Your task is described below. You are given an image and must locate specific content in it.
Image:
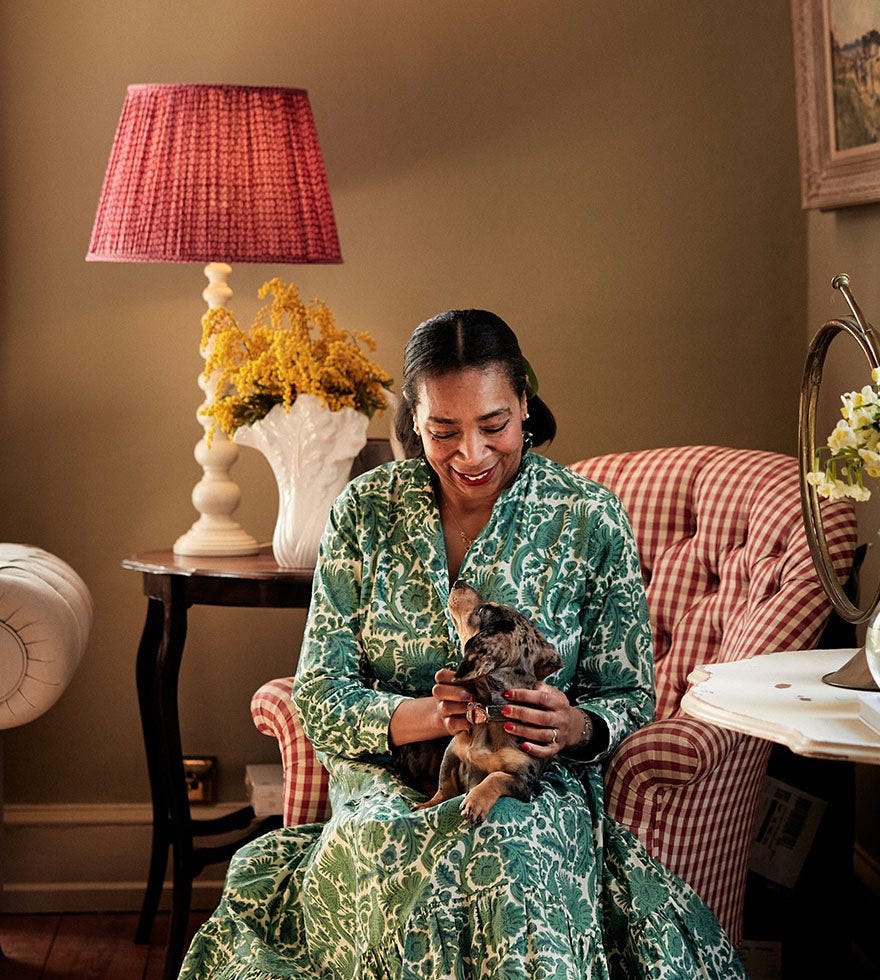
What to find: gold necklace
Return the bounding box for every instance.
[443,504,475,547]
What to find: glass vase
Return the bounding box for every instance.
[865,611,880,690]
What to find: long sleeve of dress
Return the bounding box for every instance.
[563,491,655,763]
[292,485,407,760]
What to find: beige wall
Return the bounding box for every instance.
[0,1,805,809]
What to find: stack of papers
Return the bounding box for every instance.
[245,763,284,817]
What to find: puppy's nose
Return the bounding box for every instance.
[452,579,467,591]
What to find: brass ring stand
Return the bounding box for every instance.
[798,274,880,689]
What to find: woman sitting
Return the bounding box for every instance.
[180,308,746,978]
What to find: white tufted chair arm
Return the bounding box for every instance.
[0,544,92,729]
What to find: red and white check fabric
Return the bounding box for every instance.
[251,678,330,827]
[251,445,856,947]
[571,445,857,944]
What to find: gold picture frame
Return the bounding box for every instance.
[791,0,880,210]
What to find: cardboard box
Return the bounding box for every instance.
[245,763,284,817]
[749,776,826,888]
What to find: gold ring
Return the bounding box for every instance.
[550,728,558,744]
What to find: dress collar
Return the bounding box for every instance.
[400,452,534,585]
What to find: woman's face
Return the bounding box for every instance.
[413,365,528,509]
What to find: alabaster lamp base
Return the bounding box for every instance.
[173,263,259,557]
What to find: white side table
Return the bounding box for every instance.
[681,648,880,765]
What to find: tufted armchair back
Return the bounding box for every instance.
[570,445,857,943]
[570,446,856,719]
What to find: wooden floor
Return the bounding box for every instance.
[0,911,210,979]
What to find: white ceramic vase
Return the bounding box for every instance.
[234,396,368,568]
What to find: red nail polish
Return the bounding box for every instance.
[521,742,531,753]
[503,722,515,733]
[502,690,512,699]
[501,705,512,716]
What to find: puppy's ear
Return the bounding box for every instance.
[477,605,515,636]
[533,638,563,681]
[454,632,500,682]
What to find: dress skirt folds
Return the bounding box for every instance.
[181,761,745,978]
[179,454,747,979]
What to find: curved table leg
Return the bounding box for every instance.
[132,578,194,980]
[154,577,192,979]
[134,595,169,944]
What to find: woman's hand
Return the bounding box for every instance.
[499,683,586,757]
[432,667,473,735]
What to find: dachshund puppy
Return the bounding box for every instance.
[415,582,562,823]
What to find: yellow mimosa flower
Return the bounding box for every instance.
[199,278,392,438]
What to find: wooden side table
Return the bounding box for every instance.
[681,647,880,764]
[123,548,314,980]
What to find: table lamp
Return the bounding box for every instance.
[86,83,342,556]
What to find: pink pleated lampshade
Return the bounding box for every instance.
[86,84,342,264]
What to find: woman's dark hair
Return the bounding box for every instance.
[394,309,556,457]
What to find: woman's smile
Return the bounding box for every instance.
[452,463,497,485]
[413,366,527,510]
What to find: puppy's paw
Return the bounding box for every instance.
[460,789,495,824]
[460,799,486,823]
[413,791,449,811]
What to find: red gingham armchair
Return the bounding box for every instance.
[251,445,856,946]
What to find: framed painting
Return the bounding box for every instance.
[792,0,880,209]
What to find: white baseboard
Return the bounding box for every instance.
[0,879,227,915]
[5,802,877,916]
[0,801,250,914]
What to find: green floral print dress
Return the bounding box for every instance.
[179,453,747,979]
